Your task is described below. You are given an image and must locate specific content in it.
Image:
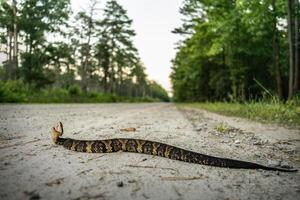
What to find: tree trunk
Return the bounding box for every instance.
[80,53,88,93]
[293,0,299,91]
[287,0,295,99]
[12,0,18,80]
[109,63,115,94]
[81,49,90,93]
[103,68,108,93]
[5,30,13,80]
[80,0,97,93]
[118,67,123,95]
[272,0,282,99]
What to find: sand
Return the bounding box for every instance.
[0,103,299,200]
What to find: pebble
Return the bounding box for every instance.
[29,194,40,200]
[253,141,263,145]
[280,161,292,169]
[254,152,261,157]
[128,180,136,183]
[267,160,281,167]
[221,139,230,143]
[253,139,269,145]
[117,181,124,187]
[261,171,272,177]
[234,140,240,144]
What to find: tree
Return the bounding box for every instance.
[0,0,169,102]
[287,0,294,99]
[46,42,75,88]
[0,0,18,80]
[95,0,139,94]
[19,0,71,87]
[293,0,299,93]
[94,32,110,92]
[72,0,98,92]
[171,0,296,102]
[287,0,300,99]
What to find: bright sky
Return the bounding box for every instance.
[72,0,183,94]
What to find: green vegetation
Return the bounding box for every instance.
[172,0,299,127]
[179,100,300,127]
[0,80,165,103]
[171,0,299,102]
[215,122,232,134]
[0,0,169,102]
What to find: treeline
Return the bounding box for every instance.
[171,0,299,102]
[0,0,169,102]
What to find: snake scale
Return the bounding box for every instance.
[51,122,297,172]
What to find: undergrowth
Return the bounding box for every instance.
[0,80,161,103]
[179,99,300,127]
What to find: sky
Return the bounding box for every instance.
[0,0,184,94]
[72,0,183,94]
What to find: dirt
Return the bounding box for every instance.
[0,103,299,200]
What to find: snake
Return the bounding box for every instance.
[51,122,297,172]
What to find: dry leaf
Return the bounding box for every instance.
[120,127,136,132]
[45,178,64,186]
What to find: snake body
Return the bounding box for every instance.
[51,122,297,172]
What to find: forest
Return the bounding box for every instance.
[171,0,299,102]
[0,0,169,102]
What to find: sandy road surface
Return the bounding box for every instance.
[0,103,299,200]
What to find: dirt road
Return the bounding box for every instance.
[0,103,299,200]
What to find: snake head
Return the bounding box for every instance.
[51,122,64,144]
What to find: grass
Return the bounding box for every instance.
[178,100,300,127]
[0,80,162,103]
[215,122,232,134]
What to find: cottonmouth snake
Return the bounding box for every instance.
[51,122,297,172]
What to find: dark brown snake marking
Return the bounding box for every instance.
[51,122,297,172]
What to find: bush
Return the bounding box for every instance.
[68,85,82,96]
[29,88,70,103]
[86,92,118,102]
[0,82,164,103]
[0,80,29,102]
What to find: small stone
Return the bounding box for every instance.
[234,139,240,144]
[280,161,293,169]
[253,141,262,145]
[29,194,40,200]
[128,179,136,183]
[221,139,230,143]
[254,152,261,157]
[117,181,124,187]
[261,171,271,177]
[262,140,269,145]
[268,160,281,167]
[24,191,40,200]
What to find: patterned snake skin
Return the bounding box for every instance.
[51,122,297,172]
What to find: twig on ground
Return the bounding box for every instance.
[161,175,206,181]
[124,164,179,173]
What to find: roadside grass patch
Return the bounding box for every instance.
[179,101,300,127]
[215,122,231,134]
[0,81,162,103]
